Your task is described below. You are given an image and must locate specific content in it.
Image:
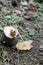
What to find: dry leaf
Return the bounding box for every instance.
[16,41,33,50]
[10,29,16,38]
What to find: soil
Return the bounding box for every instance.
[0,0,43,65]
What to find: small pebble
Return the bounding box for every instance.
[39,45,43,52]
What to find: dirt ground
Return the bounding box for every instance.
[0,0,43,65]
